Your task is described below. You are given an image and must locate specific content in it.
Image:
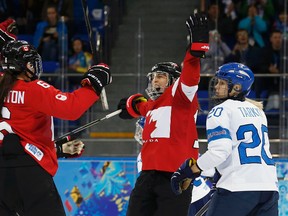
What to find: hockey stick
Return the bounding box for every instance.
[195,199,211,216]
[81,0,109,110]
[55,109,122,144]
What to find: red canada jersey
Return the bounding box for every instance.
[138,52,200,172]
[0,79,98,176]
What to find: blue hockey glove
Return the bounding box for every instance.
[171,158,200,195]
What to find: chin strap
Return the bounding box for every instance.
[24,69,38,81]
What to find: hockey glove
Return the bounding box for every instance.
[117,94,147,119]
[0,18,17,48]
[186,13,209,58]
[171,158,201,195]
[56,139,85,158]
[81,63,112,95]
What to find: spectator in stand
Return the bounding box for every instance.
[220,0,240,49]
[201,1,239,49]
[224,29,262,68]
[201,30,231,74]
[199,30,231,90]
[238,0,275,28]
[41,0,73,21]
[68,37,93,88]
[224,28,264,97]
[32,4,67,61]
[273,10,288,37]
[41,0,75,42]
[256,30,283,110]
[238,4,268,47]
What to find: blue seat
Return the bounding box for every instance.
[42,61,60,73]
[198,90,209,112]
[197,90,209,126]
[73,0,105,35]
[247,90,256,99]
[17,34,33,44]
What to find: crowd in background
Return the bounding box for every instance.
[0,0,287,110]
[198,0,287,111]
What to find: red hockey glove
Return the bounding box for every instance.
[0,18,17,48]
[117,94,147,119]
[81,63,112,95]
[186,13,209,58]
[56,139,85,158]
[171,158,201,195]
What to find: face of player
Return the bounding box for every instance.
[23,61,41,81]
[17,62,35,81]
[214,78,229,98]
[151,72,169,91]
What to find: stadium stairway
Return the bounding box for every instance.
[84,0,202,156]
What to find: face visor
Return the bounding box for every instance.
[25,53,43,81]
[145,71,169,100]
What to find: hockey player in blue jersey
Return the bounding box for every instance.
[171,62,279,216]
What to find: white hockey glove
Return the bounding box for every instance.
[56,139,85,158]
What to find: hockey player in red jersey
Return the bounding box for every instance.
[117,13,209,216]
[0,33,112,216]
[0,18,85,159]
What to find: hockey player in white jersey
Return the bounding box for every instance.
[171,62,279,216]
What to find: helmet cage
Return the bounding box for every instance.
[145,71,170,100]
[209,62,254,105]
[145,62,181,100]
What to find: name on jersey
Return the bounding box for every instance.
[4,90,25,104]
[238,107,262,118]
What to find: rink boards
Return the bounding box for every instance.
[54,157,288,216]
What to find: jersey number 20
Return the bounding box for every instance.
[237,124,274,166]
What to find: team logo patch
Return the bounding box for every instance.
[25,143,44,161]
[207,126,231,143]
[22,46,29,52]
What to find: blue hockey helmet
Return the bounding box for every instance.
[215,62,254,97]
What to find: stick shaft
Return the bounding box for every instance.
[195,199,211,216]
[81,0,109,110]
[55,109,122,143]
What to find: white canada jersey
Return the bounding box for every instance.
[197,99,278,192]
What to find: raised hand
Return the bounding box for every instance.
[186,13,209,58]
[0,18,17,48]
[81,63,112,95]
